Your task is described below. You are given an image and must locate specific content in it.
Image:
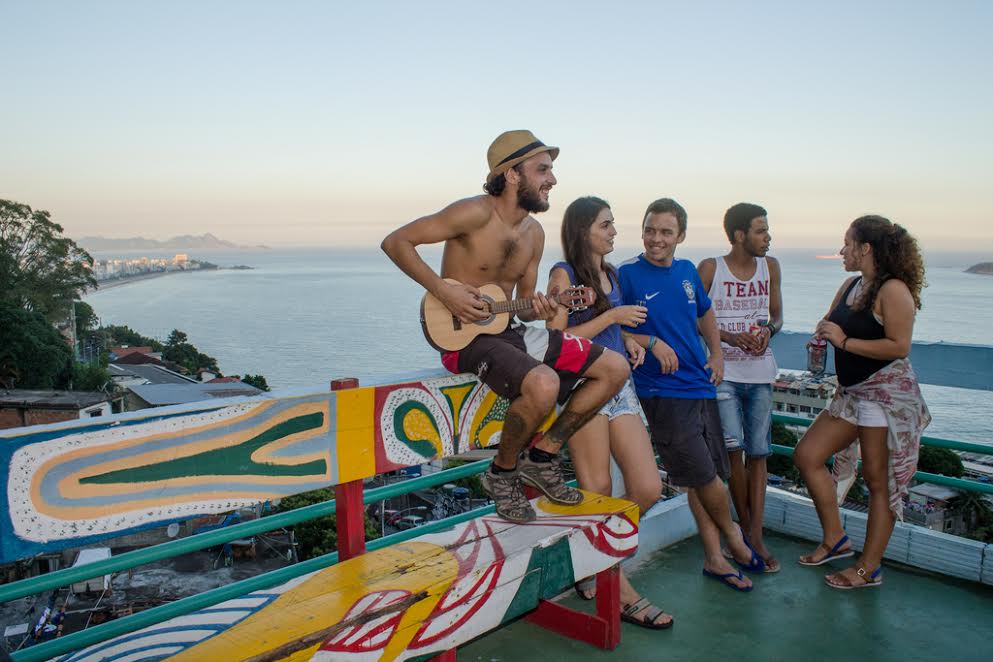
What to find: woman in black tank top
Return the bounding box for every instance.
[827,277,894,387]
[793,216,926,589]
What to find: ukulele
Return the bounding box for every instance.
[420,279,595,352]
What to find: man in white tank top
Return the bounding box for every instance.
[698,202,783,573]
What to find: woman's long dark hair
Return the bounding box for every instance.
[850,215,926,311]
[561,196,615,315]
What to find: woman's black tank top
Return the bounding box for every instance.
[827,277,893,387]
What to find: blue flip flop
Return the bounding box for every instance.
[733,540,766,574]
[702,568,753,592]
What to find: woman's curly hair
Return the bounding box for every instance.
[850,215,926,312]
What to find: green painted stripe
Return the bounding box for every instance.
[81,413,327,483]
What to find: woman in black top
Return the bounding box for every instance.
[794,215,928,589]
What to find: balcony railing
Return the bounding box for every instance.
[3,333,992,660]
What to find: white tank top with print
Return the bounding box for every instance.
[709,256,778,383]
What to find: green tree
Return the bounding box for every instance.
[74,300,98,336]
[162,328,219,374]
[242,374,271,391]
[274,488,380,561]
[968,524,993,544]
[0,300,72,389]
[443,459,487,499]
[767,422,802,485]
[99,325,165,352]
[947,492,993,532]
[71,361,113,392]
[917,447,964,477]
[0,199,96,322]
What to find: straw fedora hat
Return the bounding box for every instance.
[486,130,559,183]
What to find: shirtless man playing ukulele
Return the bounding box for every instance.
[381,130,630,523]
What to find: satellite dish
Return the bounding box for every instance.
[166,523,180,538]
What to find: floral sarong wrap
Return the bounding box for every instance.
[829,358,931,521]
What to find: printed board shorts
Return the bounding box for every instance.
[639,396,730,488]
[441,325,604,404]
[716,381,773,458]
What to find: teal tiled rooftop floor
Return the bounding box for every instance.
[461,533,992,662]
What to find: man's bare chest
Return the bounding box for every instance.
[460,226,534,280]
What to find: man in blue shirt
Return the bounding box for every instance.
[619,198,765,592]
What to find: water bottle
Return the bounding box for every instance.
[807,336,827,375]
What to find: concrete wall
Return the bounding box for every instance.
[763,487,993,585]
[0,407,79,430]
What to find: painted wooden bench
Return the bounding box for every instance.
[0,372,640,660]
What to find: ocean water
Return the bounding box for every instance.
[84,246,993,444]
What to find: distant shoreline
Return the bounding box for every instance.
[90,270,191,292]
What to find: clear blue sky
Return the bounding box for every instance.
[2,1,991,251]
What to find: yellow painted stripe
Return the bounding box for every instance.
[174,542,457,662]
[335,386,377,482]
[538,491,641,525]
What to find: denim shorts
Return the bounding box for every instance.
[716,381,773,458]
[598,379,646,422]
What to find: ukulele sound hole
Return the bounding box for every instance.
[474,295,497,326]
[452,316,462,331]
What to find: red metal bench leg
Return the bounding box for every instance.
[524,564,621,650]
[596,562,622,649]
[334,480,366,561]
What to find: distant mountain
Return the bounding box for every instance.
[80,233,270,251]
[965,262,993,275]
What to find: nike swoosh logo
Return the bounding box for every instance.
[645,292,660,300]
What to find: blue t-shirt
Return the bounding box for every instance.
[618,255,715,399]
[551,261,624,355]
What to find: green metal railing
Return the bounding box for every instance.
[5,410,991,660]
[771,413,993,495]
[0,459,492,606]
[6,459,493,661]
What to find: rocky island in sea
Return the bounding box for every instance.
[965,262,993,275]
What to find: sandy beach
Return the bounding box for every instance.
[91,270,189,292]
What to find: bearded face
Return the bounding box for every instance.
[516,171,550,213]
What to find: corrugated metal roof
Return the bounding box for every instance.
[124,364,198,385]
[0,390,112,409]
[129,382,262,406]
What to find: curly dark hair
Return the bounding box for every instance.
[850,215,926,311]
[561,196,616,315]
[482,164,524,196]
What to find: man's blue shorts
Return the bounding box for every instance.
[716,381,773,458]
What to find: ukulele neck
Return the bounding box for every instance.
[488,297,538,315]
